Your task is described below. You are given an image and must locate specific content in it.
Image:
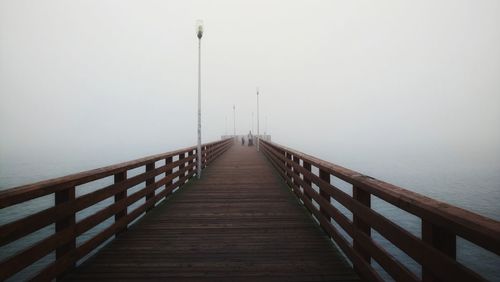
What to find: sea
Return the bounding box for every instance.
[1,142,499,281]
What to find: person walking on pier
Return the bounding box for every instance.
[248,131,253,146]
[241,136,245,146]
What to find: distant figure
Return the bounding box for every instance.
[241,136,245,145]
[248,131,253,146]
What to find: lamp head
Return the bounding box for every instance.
[196,20,204,39]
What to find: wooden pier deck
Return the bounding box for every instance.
[63,145,359,281]
[2,139,499,281]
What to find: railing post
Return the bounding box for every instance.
[145,162,155,212]
[203,145,208,168]
[303,161,312,203]
[188,150,194,174]
[165,156,173,197]
[353,186,371,265]
[292,155,301,196]
[318,169,331,221]
[207,144,211,165]
[280,148,286,178]
[114,171,127,235]
[179,152,186,186]
[422,221,456,282]
[285,151,293,187]
[55,186,76,274]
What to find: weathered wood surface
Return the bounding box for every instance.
[0,139,232,281]
[64,144,359,281]
[260,140,500,282]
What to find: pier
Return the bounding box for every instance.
[1,138,499,281]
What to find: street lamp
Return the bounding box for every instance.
[196,20,203,179]
[233,104,236,138]
[256,87,260,151]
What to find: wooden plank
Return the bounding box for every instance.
[145,162,155,213]
[0,223,74,280]
[292,155,301,194]
[164,156,173,198]
[261,140,486,281]
[260,140,500,256]
[0,141,231,281]
[31,166,198,281]
[353,186,371,263]
[285,165,418,282]
[0,154,199,248]
[188,150,195,174]
[114,171,127,236]
[302,160,312,202]
[422,220,457,282]
[0,140,231,208]
[178,152,186,187]
[63,145,359,282]
[319,169,331,222]
[55,186,76,274]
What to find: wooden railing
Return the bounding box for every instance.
[260,140,500,282]
[0,138,233,281]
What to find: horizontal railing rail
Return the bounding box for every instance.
[260,139,500,282]
[0,138,233,281]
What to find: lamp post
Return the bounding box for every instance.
[233,104,236,138]
[256,88,260,151]
[196,20,203,179]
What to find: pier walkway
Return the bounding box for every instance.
[64,145,358,281]
[1,138,499,281]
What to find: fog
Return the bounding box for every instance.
[1,0,499,196]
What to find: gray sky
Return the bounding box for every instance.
[1,0,499,180]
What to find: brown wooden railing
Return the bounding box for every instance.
[0,138,233,281]
[260,139,500,282]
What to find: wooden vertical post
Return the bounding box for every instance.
[302,161,312,203]
[200,147,204,169]
[206,144,209,165]
[203,145,208,167]
[292,155,301,196]
[55,186,76,273]
[353,186,371,265]
[281,149,287,179]
[318,169,331,221]
[114,171,127,235]
[145,162,155,212]
[285,152,293,187]
[206,145,211,165]
[188,150,194,174]
[165,156,173,197]
[422,221,456,282]
[179,152,186,186]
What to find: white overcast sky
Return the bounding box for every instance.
[1,0,499,176]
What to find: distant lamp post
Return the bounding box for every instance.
[256,87,260,151]
[196,20,203,179]
[233,105,236,137]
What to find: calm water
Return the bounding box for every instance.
[1,144,499,281]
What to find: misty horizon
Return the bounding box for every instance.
[1,1,499,209]
[1,1,500,281]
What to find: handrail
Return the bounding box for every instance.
[0,138,233,281]
[260,139,500,282]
